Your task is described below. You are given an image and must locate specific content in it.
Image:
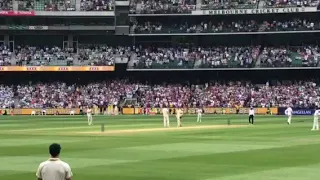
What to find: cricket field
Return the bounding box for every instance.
[0,114,319,180]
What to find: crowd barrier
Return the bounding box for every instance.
[7,107,315,116]
[0,108,80,115]
[122,107,278,115]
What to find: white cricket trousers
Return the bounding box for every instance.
[177,116,181,127]
[163,116,169,127]
[87,114,93,125]
[312,117,319,130]
[287,115,292,124]
[197,114,202,122]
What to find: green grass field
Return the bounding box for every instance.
[0,114,319,180]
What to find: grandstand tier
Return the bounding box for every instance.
[0,1,319,70]
[0,69,320,109]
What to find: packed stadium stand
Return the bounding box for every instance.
[0,0,320,111]
[15,0,114,11]
[1,80,319,109]
[130,18,319,34]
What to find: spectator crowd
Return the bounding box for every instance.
[0,45,133,66]
[130,45,320,68]
[130,0,196,14]
[258,45,320,67]
[1,0,319,12]
[131,19,319,34]
[12,80,132,108]
[80,0,114,11]
[132,46,261,68]
[264,0,319,8]
[201,0,258,10]
[0,44,319,68]
[129,0,320,13]
[0,0,12,10]
[1,80,320,109]
[13,0,114,11]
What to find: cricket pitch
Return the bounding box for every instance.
[79,125,248,135]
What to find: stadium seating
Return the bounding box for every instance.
[1,81,319,109]
[0,0,12,10]
[0,0,319,113]
[201,0,258,10]
[128,45,320,69]
[80,0,114,11]
[0,44,318,68]
[0,45,134,66]
[15,0,114,11]
[130,19,319,34]
[130,0,320,13]
[264,0,319,8]
[130,0,196,14]
[259,46,320,67]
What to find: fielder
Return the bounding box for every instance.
[285,106,293,124]
[114,106,119,115]
[36,143,73,180]
[162,107,169,127]
[87,107,93,125]
[312,107,320,131]
[176,108,183,127]
[69,110,75,115]
[31,110,36,116]
[197,108,203,122]
[42,108,47,116]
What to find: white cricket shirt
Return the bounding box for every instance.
[285,108,293,116]
[314,109,320,117]
[162,108,169,116]
[249,109,255,116]
[36,158,72,180]
[87,108,92,115]
[176,109,183,118]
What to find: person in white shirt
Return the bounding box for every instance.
[197,108,203,122]
[162,107,170,127]
[312,107,320,131]
[69,110,75,115]
[36,143,73,180]
[285,106,293,124]
[87,107,93,125]
[42,108,47,116]
[248,107,255,124]
[176,108,183,127]
[114,106,119,115]
[31,110,36,115]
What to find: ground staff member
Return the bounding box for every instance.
[36,143,73,180]
[248,107,254,124]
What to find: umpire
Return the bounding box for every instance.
[248,107,255,124]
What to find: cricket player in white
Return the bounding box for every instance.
[162,107,170,127]
[31,110,36,116]
[69,110,75,115]
[312,108,320,131]
[176,108,183,127]
[197,108,203,122]
[248,107,255,124]
[87,107,93,125]
[42,108,47,115]
[285,106,293,124]
[36,143,72,180]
